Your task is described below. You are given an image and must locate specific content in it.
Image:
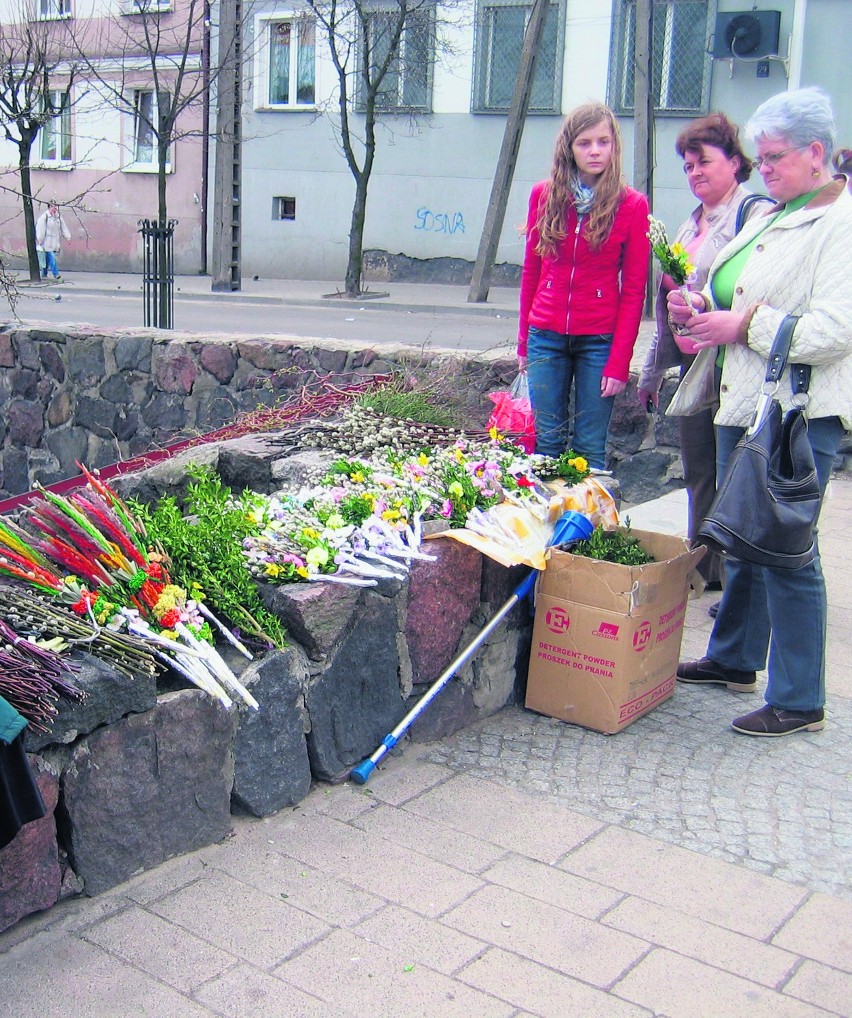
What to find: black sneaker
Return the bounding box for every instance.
[708,600,720,619]
[677,656,757,692]
[732,704,825,737]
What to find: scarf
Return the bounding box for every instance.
[570,177,596,216]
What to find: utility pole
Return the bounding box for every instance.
[633,0,655,313]
[211,0,242,292]
[467,0,549,303]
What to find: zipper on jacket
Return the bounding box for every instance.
[565,215,583,332]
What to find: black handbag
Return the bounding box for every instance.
[696,315,820,570]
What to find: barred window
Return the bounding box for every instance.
[608,0,715,115]
[357,5,434,113]
[472,0,565,114]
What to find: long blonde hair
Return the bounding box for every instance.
[536,103,626,256]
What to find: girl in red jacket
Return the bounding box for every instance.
[519,102,650,470]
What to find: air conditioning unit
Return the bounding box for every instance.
[711,10,782,59]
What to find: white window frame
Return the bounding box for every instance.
[122,0,173,14]
[356,3,434,114]
[124,88,173,173]
[607,0,716,116]
[39,88,73,167]
[471,0,565,115]
[36,0,72,21]
[254,12,317,111]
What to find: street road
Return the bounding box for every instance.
[8,288,519,354]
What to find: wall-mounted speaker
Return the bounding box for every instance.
[711,10,781,59]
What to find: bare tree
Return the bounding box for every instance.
[71,0,215,232]
[0,8,79,282]
[306,0,455,297]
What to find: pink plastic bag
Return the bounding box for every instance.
[487,374,536,454]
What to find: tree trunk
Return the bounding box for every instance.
[345,172,369,297]
[18,142,41,282]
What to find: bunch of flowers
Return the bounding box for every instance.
[0,465,257,711]
[648,215,701,349]
[648,216,695,287]
[242,434,587,586]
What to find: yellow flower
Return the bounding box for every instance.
[264,562,283,578]
[296,566,309,579]
[382,509,401,522]
[671,242,686,257]
[568,456,589,473]
[363,491,376,504]
[306,546,329,568]
[685,261,696,276]
[448,481,464,499]
[489,425,504,442]
[454,448,465,463]
[302,527,320,541]
[325,512,345,529]
[417,453,430,466]
[351,471,365,484]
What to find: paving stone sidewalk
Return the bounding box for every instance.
[1,477,850,1017]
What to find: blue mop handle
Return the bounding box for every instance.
[349,510,593,785]
[350,574,532,784]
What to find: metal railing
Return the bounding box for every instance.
[139,218,178,329]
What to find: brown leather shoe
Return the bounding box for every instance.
[677,657,757,692]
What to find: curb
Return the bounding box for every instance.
[31,283,519,319]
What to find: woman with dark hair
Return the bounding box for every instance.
[518,102,650,471]
[638,113,768,589]
[671,87,852,737]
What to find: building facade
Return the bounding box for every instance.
[236,0,851,282]
[0,0,847,280]
[0,0,206,274]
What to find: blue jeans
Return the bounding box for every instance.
[43,252,59,278]
[708,415,846,710]
[526,327,615,470]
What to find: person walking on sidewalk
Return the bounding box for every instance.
[518,102,650,471]
[35,203,71,279]
[669,87,852,737]
[638,113,767,590]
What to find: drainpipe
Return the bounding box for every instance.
[786,0,807,88]
[200,0,211,274]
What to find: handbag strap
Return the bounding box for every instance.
[735,194,777,234]
[766,314,811,395]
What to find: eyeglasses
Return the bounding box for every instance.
[753,146,807,170]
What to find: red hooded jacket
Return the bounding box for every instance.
[518,180,650,381]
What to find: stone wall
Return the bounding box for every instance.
[0,322,694,506]
[0,438,535,930]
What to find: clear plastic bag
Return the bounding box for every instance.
[487,373,536,453]
[665,347,718,417]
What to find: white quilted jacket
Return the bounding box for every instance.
[705,177,852,430]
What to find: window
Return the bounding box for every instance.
[608,0,714,115]
[123,0,173,13]
[472,0,564,114]
[129,89,171,169]
[37,0,72,19]
[266,17,316,107]
[273,196,296,220]
[358,5,434,113]
[40,90,72,164]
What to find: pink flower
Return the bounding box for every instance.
[440,500,453,518]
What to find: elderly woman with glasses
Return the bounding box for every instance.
[668,87,852,737]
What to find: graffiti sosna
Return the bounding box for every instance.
[414,208,466,235]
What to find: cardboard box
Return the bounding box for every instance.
[525,529,705,734]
